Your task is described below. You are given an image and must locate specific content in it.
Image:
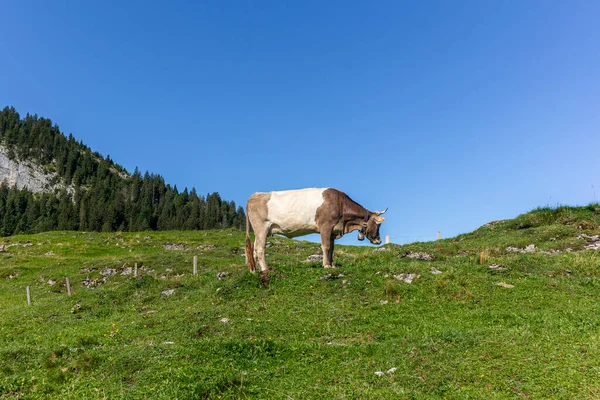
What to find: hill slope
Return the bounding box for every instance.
[0,106,245,235]
[1,205,599,398]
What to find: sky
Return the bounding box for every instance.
[1,1,599,245]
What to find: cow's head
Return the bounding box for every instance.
[358,208,387,244]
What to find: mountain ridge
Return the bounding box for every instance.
[0,106,245,236]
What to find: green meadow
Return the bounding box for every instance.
[1,205,600,399]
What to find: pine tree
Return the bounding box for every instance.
[0,107,247,236]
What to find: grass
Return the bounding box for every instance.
[1,204,600,399]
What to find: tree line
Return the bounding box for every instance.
[0,106,245,236]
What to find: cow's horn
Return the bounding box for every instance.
[375,207,388,216]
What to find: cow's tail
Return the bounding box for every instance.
[245,213,255,272]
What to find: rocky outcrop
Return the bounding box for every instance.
[0,145,71,193]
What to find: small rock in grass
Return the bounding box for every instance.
[506,245,536,253]
[525,244,536,252]
[320,273,345,280]
[217,271,228,280]
[488,264,509,271]
[402,251,434,261]
[220,318,230,324]
[394,273,420,284]
[306,253,323,262]
[579,234,600,242]
[387,367,397,374]
[162,289,175,296]
[430,268,442,275]
[375,371,385,377]
[163,243,189,251]
[496,282,514,289]
[539,249,562,255]
[82,277,106,289]
[100,268,117,277]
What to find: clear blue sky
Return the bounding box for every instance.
[2,1,599,244]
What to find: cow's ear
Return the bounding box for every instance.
[375,216,385,224]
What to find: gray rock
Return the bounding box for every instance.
[585,242,600,250]
[320,273,345,280]
[488,264,509,271]
[100,268,117,277]
[217,271,228,280]
[402,251,434,261]
[395,273,420,283]
[306,253,323,262]
[163,243,189,251]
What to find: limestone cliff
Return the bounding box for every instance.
[0,145,69,193]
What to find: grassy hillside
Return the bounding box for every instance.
[1,204,600,399]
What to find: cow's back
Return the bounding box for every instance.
[267,188,327,227]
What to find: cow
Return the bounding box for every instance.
[245,188,387,284]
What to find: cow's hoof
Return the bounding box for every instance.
[324,264,336,269]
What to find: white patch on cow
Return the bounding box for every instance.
[266,188,327,238]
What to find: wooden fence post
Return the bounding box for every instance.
[134,263,138,277]
[437,231,441,240]
[385,235,390,244]
[26,286,31,305]
[193,256,198,276]
[66,278,72,296]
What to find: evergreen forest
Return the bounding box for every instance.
[0,106,245,236]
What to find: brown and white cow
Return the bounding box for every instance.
[245,188,387,284]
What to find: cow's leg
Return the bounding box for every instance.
[254,229,269,285]
[320,229,335,268]
[327,236,335,267]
